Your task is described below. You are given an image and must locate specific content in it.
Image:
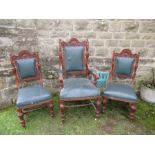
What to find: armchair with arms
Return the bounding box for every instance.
[58,38,101,122]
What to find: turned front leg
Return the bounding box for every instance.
[48,101,54,117]
[129,103,136,120]
[96,97,101,118]
[17,108,26,128]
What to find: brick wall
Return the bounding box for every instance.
[0,19,155,108]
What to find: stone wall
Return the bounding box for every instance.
[0,19,155,108]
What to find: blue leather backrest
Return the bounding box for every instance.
[64,46,85,72]
[115,57,135,76]
[16,58,36,79]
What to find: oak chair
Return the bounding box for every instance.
[59,38,101,122]
[102,49,140,119]
[10,50,54,128]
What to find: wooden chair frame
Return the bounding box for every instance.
[103,49,140,119]
[10,50,54,128]
[59,38,101,122]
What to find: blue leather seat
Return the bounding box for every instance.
[60,78,100,99]
[103,83,137,102]
[17,85,52,108]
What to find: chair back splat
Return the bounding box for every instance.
[10,50,43,89]
[59,38,89,78]
[110,49,140,86]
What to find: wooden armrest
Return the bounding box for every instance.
[89,68,99,80]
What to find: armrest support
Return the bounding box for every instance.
[89,68,100,85]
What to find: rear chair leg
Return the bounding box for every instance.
[129,103,136,120]
[17,108,26,128]
[48,101,54,117]
[103,97,107,112]
[96,97,101,118]
[60,100,65,123]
